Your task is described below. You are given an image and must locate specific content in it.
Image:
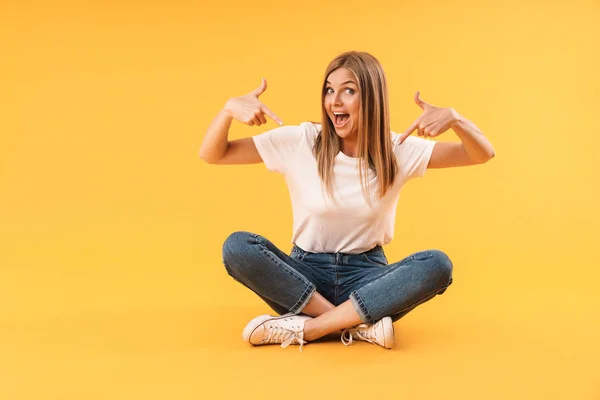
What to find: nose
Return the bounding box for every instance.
[332,92,343,107]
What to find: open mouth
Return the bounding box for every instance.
[333,113,350,127]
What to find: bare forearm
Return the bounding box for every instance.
[199,109,233,162]
[451,112,495,163]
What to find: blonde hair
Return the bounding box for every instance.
[313,51,398,208]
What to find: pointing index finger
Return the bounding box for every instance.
[399,119,418,144]
[260,104,283,126]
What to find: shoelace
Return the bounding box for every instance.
[260,324,307,353]
[340,323,378,346]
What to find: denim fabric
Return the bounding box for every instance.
[222,231,453,324]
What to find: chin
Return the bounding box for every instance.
[333,129,346,138]
[337,127,355,138]
[331,123,352,136]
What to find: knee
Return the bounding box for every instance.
[419,249,453,286]
[222,231,255,265]
[432,249,453,282]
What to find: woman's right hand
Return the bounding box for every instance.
[223,78,283,127]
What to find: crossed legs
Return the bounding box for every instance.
[298,292,362,342]
[222,231,453,344]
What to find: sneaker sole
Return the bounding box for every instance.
[381,316,394,349]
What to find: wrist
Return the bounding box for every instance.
[450,108,463,129]
[220,107,233,119]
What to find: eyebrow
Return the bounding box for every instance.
[325,80,357,86]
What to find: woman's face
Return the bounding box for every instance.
[324,67,360,139]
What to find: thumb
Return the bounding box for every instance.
[414,90,433,109]
[414,91,424,109]
[252,77,268,97]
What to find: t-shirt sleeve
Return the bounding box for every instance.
[251,125,304,175]
[393,134,437,180]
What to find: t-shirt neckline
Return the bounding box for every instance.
[336,151,360,161]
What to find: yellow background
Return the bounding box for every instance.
[1,0,599,398]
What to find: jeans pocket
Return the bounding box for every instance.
[291,250,306,261]
[411,251,433,261]
[361,253,388,266]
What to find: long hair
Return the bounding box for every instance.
[313,51,398,208]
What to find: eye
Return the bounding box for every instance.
[325,87,355,95]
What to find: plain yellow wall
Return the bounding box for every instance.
[2,0,599,299]
[1,0,599,398]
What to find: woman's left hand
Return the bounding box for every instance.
[398,91,459,144]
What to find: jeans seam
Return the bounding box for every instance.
[334,265,339,305]
[349,291,374,324]
[392,285,448,317]
[362,253,387,266]
[293,285,316,314]
[254,238,316,312]
[255,240,312,286]
[350,265,452,323]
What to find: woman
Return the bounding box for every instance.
[199,51,495,352]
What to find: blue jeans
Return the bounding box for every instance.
[222,231,453,324]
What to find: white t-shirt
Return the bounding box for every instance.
[252,121,436,254]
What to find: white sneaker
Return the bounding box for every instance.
[242,313,312,352]
[340,316,394,349]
